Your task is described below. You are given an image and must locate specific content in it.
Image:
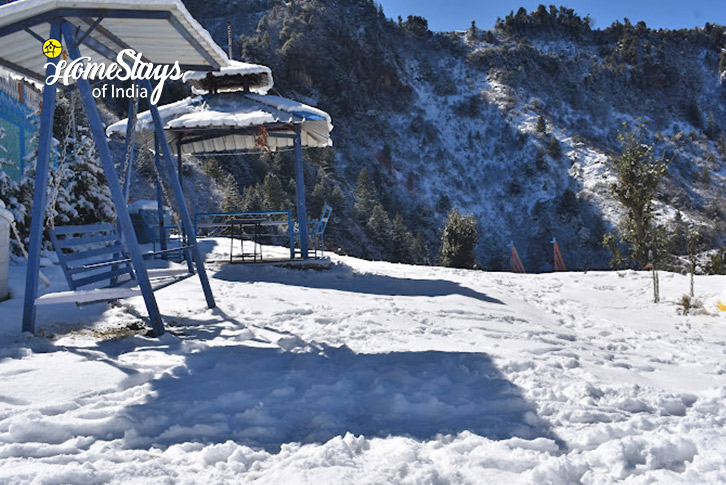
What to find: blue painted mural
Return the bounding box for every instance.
[0,77,39,181]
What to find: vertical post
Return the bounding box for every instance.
[122,89,137,203]
[293,124,308,259]
[22,21,61,333]
[227,20,233,59]
[62,22,164,336]
[153,134,167,258]
[287,211,294,260]
[176,137,194,273]
[140,79,215,309]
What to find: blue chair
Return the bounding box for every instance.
[305,204,332,258]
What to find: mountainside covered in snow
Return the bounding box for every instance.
[166,1,726,271]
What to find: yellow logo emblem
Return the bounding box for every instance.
[42,39,62,58]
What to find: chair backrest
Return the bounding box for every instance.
[316,205,332,235]
[49,223,134,290]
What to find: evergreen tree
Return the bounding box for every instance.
[366,202,392,252]
[705,111,720,140]
[547,137,562,158]
[221,174,244,212]
[439,207,478,269]
[535,115,547,134]
[261,172,288,210]
[241,184,263,212]
[685,98,703,129]
[391,213,413,263]
[535,149,547,171]
[0,128,19,211]
[354,167,375,220]
[62,127,114,225]
[411,230,430,265]
[468,20,478,40]
[604,122,667,269]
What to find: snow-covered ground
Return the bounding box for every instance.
[1,240,726,483]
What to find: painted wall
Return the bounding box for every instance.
[0,81,39,181]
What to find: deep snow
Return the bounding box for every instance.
[1,240,726,483]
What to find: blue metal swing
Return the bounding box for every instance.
[0,0,228,335]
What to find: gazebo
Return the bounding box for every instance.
[106,61,334,259]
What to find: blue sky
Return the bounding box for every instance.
[377,1,726,32]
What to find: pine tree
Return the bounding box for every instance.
[241,183,263,212]
[468,20,478,40]
[221,174,244,212]
[62,127,114,225]
[261,172,288,210]
[0,128,19,207]
[366,202,392,253]
[411,230,430,265]
[354,167,375,221]
[439,207,478,269]
[535,149,547,171]
[391,213,413,263]
[547,137,561,158]
[705,111,720,140]
[605,122,667,269]
[536,115,547,134]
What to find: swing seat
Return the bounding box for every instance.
[40,223,195,307]
[35,287,141,306]
[48,223,136,291]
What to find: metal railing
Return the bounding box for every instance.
[194,210,295,260]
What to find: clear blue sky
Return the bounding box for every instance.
[377,1,726,32]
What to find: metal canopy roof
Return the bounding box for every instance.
[107,92,333,155]
[0,0,228,84]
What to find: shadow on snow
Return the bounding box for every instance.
[55,316,561,453]
[213,262,504,304]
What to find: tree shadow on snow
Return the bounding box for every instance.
[213,262,504,304]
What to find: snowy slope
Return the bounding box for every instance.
[191,0,726,270]
[1,244,726,483]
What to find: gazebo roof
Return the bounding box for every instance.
[183,61,273,95]
[0,0,228,84]
[107,91,333,155]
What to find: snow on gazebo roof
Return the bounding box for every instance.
[0,0,228,84]
[106,92,333,154]
[182,61,273,95]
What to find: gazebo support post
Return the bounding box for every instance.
[21,21,61,333]
[141,79,214,309]
[61,21,165,335]
[294,124,309,259]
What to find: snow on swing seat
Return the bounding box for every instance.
[35,267,192,306]
[35,287,141,306]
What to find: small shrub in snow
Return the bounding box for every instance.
[439,207,478,269]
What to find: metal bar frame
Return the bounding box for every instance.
[21,20,61,333]
[140,78,215,309]
[294,124,308,259]
[153,133,168,258]
[61,21,165,334]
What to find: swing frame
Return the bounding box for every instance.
[14,14,220,336]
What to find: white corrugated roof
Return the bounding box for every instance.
[106,92,333,154]
[0,0,228,84]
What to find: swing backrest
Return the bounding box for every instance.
[49,223,135,291]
